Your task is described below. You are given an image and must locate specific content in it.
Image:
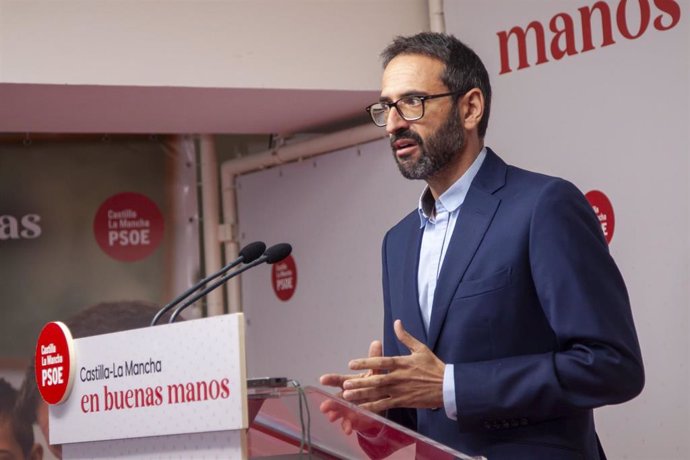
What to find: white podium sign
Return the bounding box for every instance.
[50,314,247,444]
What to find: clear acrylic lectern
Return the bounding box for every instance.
[247,385,485,460]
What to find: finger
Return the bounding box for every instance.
[367,341,384,377]
[342,418,353,435]
[319,399,340,413]
[393,319,425,353]
[320,400,349,423]
[326,410,341,423]
[319,400,330,413]
[349,356,398,371]
[342,385,390,403]
[368,340,383,358]
[319,373,347,388]
[320,373,364,389]
[343,373,390,391]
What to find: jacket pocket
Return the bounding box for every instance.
[456,267,511,298]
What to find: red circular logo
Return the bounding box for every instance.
[272,255,297,301]
[93,192,164,262]
[35,322,75,405]
[585,190,615,244]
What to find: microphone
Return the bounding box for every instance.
[168,243,292,323]
[150,241,266,326]
[262,243,293,264]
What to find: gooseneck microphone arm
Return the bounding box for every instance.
[168,257,266,324]
[168,243,292,324]
[150,241,266,326]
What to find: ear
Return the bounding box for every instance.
[459,88,485,134]
[29,443,43,460]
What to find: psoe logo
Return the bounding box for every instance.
[497,0,682,74]
[585,190,615,244]
[0,213,42,240]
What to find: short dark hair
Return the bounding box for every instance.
[61,300,162,339]
[0,378,35,458]
[381,32,492,138]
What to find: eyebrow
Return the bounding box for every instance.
[379,90,430,103]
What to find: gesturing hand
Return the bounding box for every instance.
[320,339,384,401]
[341,319,445,413]
[320,340,384,434]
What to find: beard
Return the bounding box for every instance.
[390,105,465,180]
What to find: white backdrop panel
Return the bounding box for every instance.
[237,138,420,387]
[445,1,689,458]
[236,2,688,458]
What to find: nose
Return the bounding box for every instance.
[385,107,409,135]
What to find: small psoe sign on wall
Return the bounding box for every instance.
[586,190,615,244]
[272,254,297,301]
[45,314,247,445]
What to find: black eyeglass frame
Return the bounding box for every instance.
[365,90,465,127]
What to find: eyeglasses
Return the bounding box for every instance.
[365,91,464,127]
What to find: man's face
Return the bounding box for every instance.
[0,417,25,460]
[381,54,465,180]
[36,402,57,458]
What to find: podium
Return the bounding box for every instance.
[246,385,483,459]
[36,314,484,459]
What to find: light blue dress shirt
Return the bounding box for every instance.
[416,148,486,420]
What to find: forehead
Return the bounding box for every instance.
[381,54,447,99]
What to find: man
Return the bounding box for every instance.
[0,378,42,460]
[320,32,644,459]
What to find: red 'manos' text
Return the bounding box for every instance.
[497,0,681,74]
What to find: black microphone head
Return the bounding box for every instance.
[264,243,292,264]
[239,241,266,263]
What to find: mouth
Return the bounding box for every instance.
[392,138,419,159]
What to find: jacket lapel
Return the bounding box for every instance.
[426,149,506,350]
[399,224,427,344]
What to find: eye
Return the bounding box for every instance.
[399,96,423,107]
[369,103,389,114]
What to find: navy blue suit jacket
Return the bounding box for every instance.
[381,149,644,459]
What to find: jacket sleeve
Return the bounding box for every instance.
[453,179,644,425]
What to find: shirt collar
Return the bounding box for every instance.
[417,147,487,228]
